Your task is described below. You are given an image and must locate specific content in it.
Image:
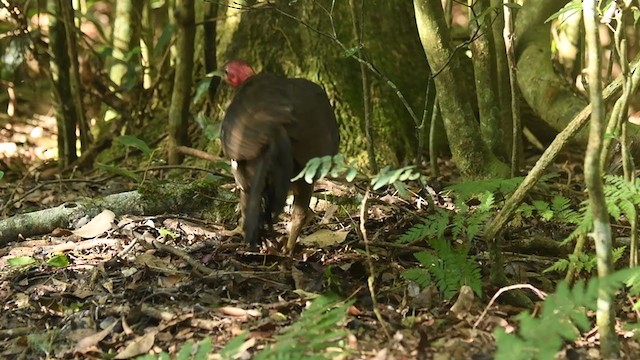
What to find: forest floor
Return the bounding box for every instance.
[1,119,640,359]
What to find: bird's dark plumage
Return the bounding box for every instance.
[220,62,340,250]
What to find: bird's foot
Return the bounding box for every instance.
[219,224,243,238]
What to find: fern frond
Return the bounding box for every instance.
[255,294,352,360]
[405,240,482,299]
[495,268,639,360]
[397,209,450,243]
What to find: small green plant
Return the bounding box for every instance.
[544,175,640,276]
[565,174,640,243]
[545,247,627,274]
[397,208,451,244]
[370,165,421,198]
[398,190,495,245]
[254,294,352,360]
[116,135,152,155]
[398,176,562,300]
[445,176,525,202]
[210,294,352,360]
[401,238,482,299]
[494,267,639,360]
[292,154,358,183]
[7,254,70,269]
[516,195,582,224]
[136,337,211,360]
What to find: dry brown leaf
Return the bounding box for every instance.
[449,285,475,317]
[299,229,349,248]
[73,210,116,238]
[114,331,156,359]
[219,306,248,317]
[134,253,181,275]
[74,320,118,353]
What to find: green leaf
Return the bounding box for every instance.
[7,256,36,267]
[371,166,391,190]
[195,111,220,140]
[330,154,346,178]
[544,0,581,23]
[176,341,193,360]
[124,47,142,61]
[159,228,179,239]
[153,24,175,58]
[317,155,333,180]
[116,135,152,155]
[503,2,522,9]
[194,337,212,360]
[219,332,249,359]
[96,163,141,182]
[401,268,431,288]
[47,254,69,268]
[304,157,322,184]
[343,46,359,57]
[0,170,4,180]
[194,76,213,105]
[393,180,410,199]
[345,167,358,182]
[387,167,406,185]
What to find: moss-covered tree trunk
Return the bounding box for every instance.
[104,0,143,132]
[48,0,80,167]
[209,1,431,169]
[58,0,89,153]
[468,0,506,161]
[413,0,509,179]
[167,0,195,164]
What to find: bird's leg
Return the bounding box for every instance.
[220,217,244,237]
[220,185,247,238]
[286,181,313,253]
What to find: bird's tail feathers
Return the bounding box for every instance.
[243,127,293,246]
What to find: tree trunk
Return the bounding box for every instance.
[167,0,195,164]
[583,0,617,356]
[413,0,509,179]
[58,0,89,152]
[468,0,506,161]
[203,1,221,104]
[48,0,78,167]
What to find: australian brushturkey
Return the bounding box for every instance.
[218,60,340,252]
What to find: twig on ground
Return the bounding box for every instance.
[359,188,391,340]
[473,283,547,329]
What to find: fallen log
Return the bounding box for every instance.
[0,179,224,246]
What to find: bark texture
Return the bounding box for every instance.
[167,0,196,164]
[413,0,509,179]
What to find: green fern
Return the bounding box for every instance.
[138,295,351,360]
[398,192,494,245]
[292,154,358,183]
[514,195,581,225]
[565,174,640,243]
[495,267,639,360]
[445,176,523,202]
[397,208,451,243]
[545,247,627,275]
[371,165,421,190]
[550,196,582,224]
[402,239,482,299]
[254,294,352,360]
[136,337,211,360]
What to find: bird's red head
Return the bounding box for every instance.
[223,60,256,87]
